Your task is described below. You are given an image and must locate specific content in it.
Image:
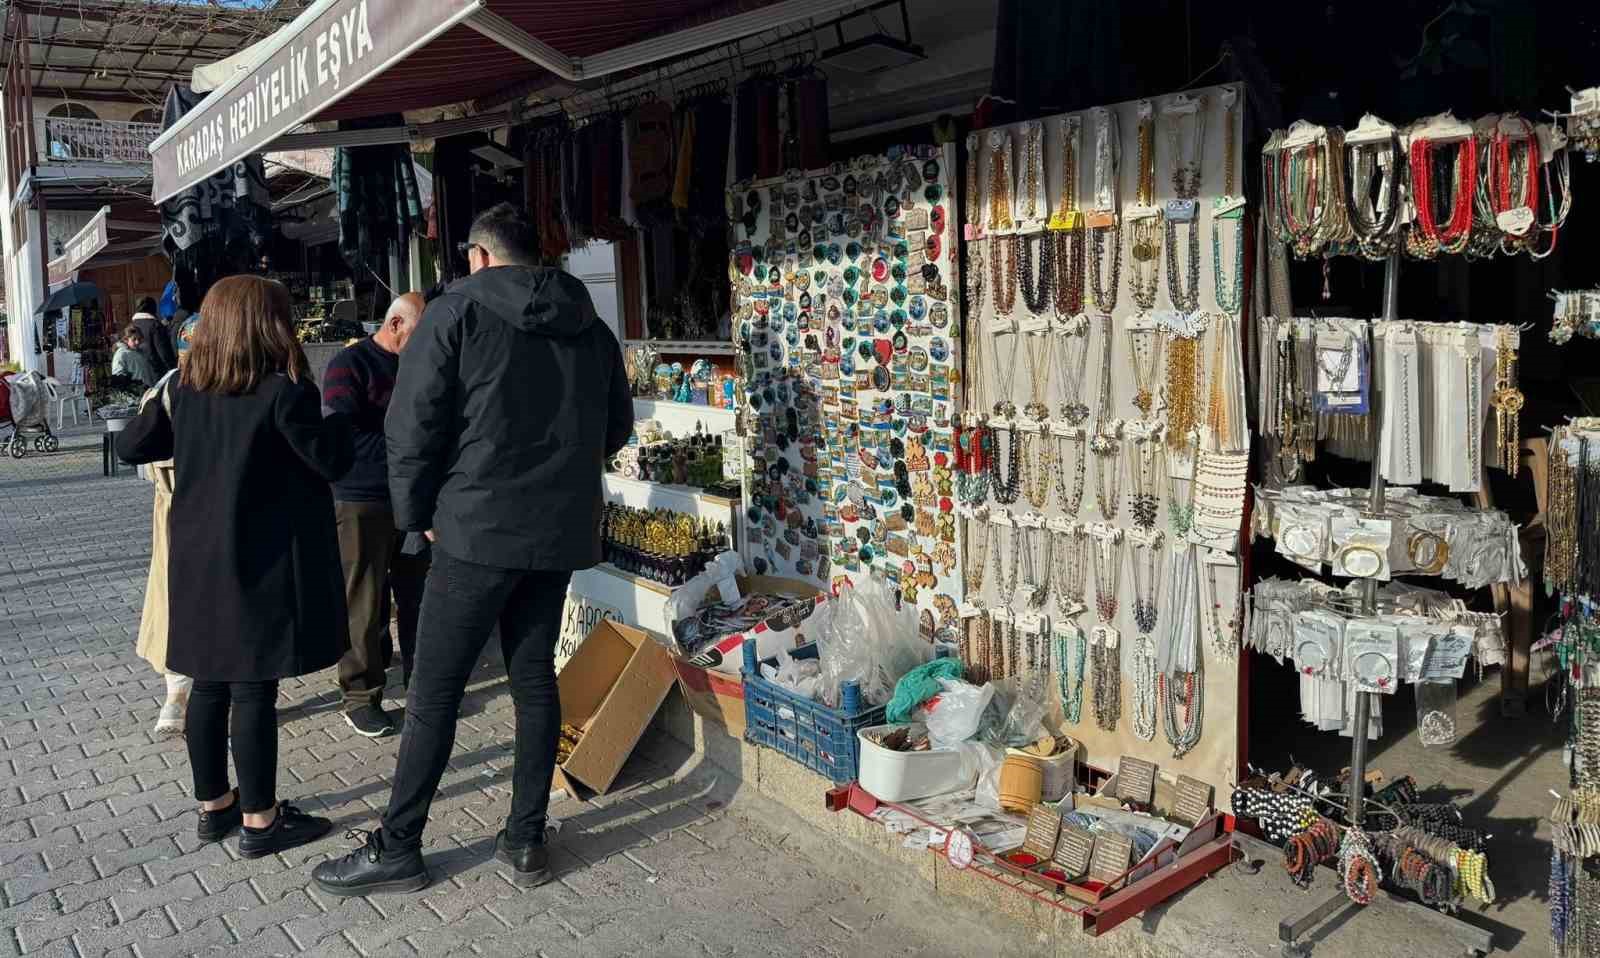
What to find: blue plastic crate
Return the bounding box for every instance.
[742,639,885,783]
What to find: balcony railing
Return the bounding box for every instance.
[35,117,159,165]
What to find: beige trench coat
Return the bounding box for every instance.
[136,372,177,672]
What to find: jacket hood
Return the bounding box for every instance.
[447,266,596,336]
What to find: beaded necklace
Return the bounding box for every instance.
[1127,328,1162,419]
[1055,432,1088,518]
[1164,214,1201,313]
[1091,529,1123,624]
[1344,133,1401,259]
[1160,664,1202,756]
[1090,530,1123,731]
[1021,524,1052,608]
[1091,432,1123,520]
[964,132,983,234]
[1017,233,1055,316]
[1054,117,1086,317]
[1129,430,1162,533]
[988,426,1023,505]
[962,514,991,594]
[991,230,1019,316]
[1131,635,1158,742]
[1055,315,1092,425]
[1212,210,1244,314]
[1055,626,1088,725]
[1090,223,1124,313]
[1130,532,1164,635]
[1164,331,1202,448]
[1406,134,1477,256]
[1051,526,1089,616]
[987,130,1014,232]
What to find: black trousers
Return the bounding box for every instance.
[189,679,279,814]
[381,550,571,849]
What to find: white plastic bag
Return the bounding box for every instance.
[814,578,930,707]
[918,679,996,746]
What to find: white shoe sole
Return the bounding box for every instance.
[344,713,395,738]
[153,722,185,737]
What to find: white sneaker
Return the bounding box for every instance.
[154,694,187,736]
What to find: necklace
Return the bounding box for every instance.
[1221,91,1238,197]
[992,521,1020,600]
[1203,555,1239,661]
[1022,324,1053,422]
[1054,431,1088,518]
[1161,663,1203,756]
[1020,120,1045,222]
[1052,526,1089,616]
[1129,430,1162,532]
[1090,223,1124,313]
[963,514,991,594]
[1316,328,1355,391]
[1165,214,1202,313]
[1055,315,1092,425]
[1164,331,1202,447]
[1092,431,1123,521]
[1490,326,1523,477]
[991,229,1019,316]
[1168,475,1195,538]
[988,322,1021,419]
[1091,528,1123,624]
[1135,101,1156,207]
[987,130,1014,232]
[965,238,987,320]
[1212,206,1245,314]
[1055,626,1088,724]
[955,424,991,504]
[1345,133,1401,259]
[1017,233,1055,316]
[1406,133,1477,257]
[1020,432,1052,509]
[1054,118,1086,317]
[989,426,1023,505]
[1094,315,1116,424]
[1021,524,1052,608]
[1132,636,1158,742]
[1131,531,1164,634]
[1167,95,1206,199]
[965,132,983,234]
[1128,216,1163,312]
[1128,328,1162,419]
[1092,630,1121,732]
[965,613,992,683]
[1205,316,1234,448]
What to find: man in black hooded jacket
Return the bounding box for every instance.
[313,203,633,895]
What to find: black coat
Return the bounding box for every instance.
[387,265,633,570]
[131,314,178,378]
[117,374,354,681]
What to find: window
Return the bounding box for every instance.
[130,108,161,126]
[44,102,100,159]
[47,103,98,120]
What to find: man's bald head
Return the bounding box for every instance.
[375,292,425,354]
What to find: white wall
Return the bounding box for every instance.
[565,242,622,343]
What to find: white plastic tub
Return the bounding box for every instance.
[857,723,975,802]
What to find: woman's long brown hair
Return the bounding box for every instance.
[184,275,309,394]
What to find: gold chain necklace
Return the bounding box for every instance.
[1164,332,1202,449]
[988,131,1014,231]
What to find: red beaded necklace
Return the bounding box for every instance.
[1408,134,1477,255]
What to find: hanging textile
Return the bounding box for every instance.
[735,75,765,181]
[793,72,830,171]
[431,133,484,282]
[629,100,676,224]
[333,115,422,282]
[687,96,732,232]
[157,84,270,304]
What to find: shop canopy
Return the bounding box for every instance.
[149,0,857,204]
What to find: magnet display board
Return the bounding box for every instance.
[962,84,1248,799]
[729,144,965,637]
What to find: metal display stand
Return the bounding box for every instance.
[1273,255,1491,956]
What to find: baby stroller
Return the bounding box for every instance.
[1,370,59,458]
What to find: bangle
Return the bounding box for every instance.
[1336,544,1384,578]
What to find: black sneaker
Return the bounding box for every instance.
[344,704,395,738]
[238,801,334,859]
[494,828,552,887]
[196,789,242,843]
[312,828,431,897]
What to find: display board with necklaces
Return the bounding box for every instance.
[728,145,965,629]
[956,84,1249,795]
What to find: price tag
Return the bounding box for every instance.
[1164,199,1197,223]
[1018,314,1051,334]
[1015,511,1046,528]
[1013,417,1044,434]
[1049,420,1085,438]
[1054,620,1086,642]
[958,601,984,618]
[1163,93,1200,116]
[1125,203,1160,221]
[990,509,1015,528]
[1092,625,1120,650]
[988,316,1018,335]
[1047,210,1080,231]
[1016,612,1047,635]
[1045,515,1076,533]
[990,607,1014,625]
[963,224,985,242]
[1084,209,1117,229]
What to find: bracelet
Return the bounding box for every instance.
[1336,543,1385,578]
[1406,529,1449,574]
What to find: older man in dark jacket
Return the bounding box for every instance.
[313,203,633,896]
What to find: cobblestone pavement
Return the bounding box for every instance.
[0,427,979,958]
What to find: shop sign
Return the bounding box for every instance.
[150,0,478,203]
[47,207,109,287]
[557,590,622,673]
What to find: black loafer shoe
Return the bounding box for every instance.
[196,789,242,843]
[238,801,333,859]
[494,829,552,887]
[313,828,431,897]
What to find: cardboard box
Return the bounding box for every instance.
[681,574,827,675]
[671,657,747,736]
[555,620,678,799]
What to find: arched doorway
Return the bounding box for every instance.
[44,102,100,159]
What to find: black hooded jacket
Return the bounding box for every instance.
[386,265,633,570]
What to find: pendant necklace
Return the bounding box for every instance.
[1316,327,1355,391]
[1164,97,1205,314]
[1128,104,1162,312]
[1129,429,1162,533]
[1168,473,1195,538]
[1128,328,1163,419]
[1092,430,1123,520]
[962,514,991,594]
[1055,315,1092,425]
[988,320,1021,420]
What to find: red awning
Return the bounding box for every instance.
[150,0,854,203]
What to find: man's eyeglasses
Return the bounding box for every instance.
[456,242,484,257]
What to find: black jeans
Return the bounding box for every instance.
[188,679,279,814]
[382,550,571,849]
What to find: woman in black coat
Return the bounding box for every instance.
[118,275,354,860]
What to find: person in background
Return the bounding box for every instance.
[323,292,428,738]
[117,276,352,859]
[313,203,633,896]
[137,314,201,736]
[112,325,156,386]
[131,296,177,378]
